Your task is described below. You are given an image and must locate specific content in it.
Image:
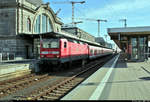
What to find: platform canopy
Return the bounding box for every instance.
[108,26,150,48]
[20,31,108,48]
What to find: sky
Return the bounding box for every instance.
[43,0,150,46]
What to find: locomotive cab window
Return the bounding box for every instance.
[64,42,67,48]
[43,39,59,48]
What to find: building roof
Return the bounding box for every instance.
[62,27,95,37]
[108,26,150,50]
[26,0,43,6]
[108,26,150,35]
[95,37,105,43]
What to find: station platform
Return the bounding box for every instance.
[61,53,150,100]
[0,59,36,64]
[0,59,35,81]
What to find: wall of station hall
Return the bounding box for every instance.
[0,0,62,61]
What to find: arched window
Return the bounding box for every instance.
[34,15,41,33]
[47,18,52,32]
[42,14,47,33]
[27,18,31,32]
[34,14,52,34]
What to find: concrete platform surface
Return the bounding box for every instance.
[0,59,36,76]
[61,54,150,100]
[0,64,30,75]
[0,59,34,81]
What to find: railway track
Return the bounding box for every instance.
[20,55,115,100]
[0,54,115,100]
[0,74,52,98]
[0,73,34,86]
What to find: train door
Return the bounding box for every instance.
[60,39,68,59]
[64,41,67,56]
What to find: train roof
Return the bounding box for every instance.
[20,32,112,49]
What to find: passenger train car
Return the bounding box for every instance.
[39,36,113,71]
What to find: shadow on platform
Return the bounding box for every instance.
[114,60,128,68]
[139,77,150,80]
[113,53,128,68]
[80,77,150,86]
[103,59,128,68]
[141,66,150,74]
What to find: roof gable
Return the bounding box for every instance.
[26,0,43,6]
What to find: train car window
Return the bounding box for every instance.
[73,40,78,43]
[90,50,92,54]
[64,42,67,48]
[94,50,96,54]
[82,42,86,45]
[68,39,74,43]
[76,40,80,44]
[79,41,84,45]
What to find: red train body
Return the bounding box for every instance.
[39,37,113,71]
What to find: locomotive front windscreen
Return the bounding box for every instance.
[42,39,59,48]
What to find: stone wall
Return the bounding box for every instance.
[0,36,33,60]
[16,37,33,59]
[0,36,16,61]
[0,0,16,36]
[0,0,16,5]
[0,38,16,53]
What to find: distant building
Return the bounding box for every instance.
[95,37,105,46]
[62,27,95,42]
[105,42,112,49]
[0,0,63,60]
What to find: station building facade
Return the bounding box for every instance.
[0,0,63,60]
[0,0,107,61]
[108,26,150,61]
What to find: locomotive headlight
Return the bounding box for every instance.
[41,51,48,54]
[41,55,45,58]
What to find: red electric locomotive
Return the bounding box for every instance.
[39,35,113,72]
[40,37,89,71]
